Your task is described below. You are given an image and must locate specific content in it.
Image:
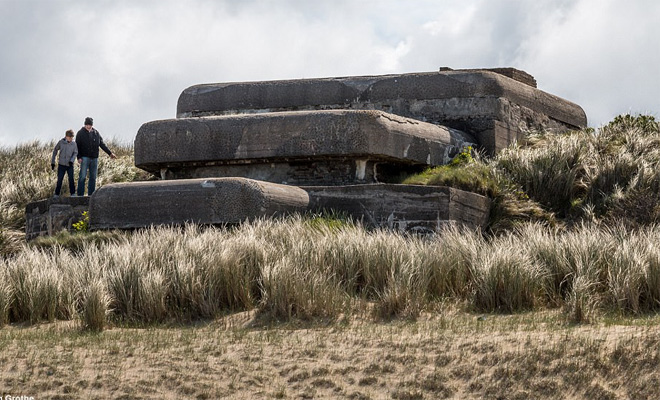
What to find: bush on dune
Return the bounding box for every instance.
[401,113,660,231]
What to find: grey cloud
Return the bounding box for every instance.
[0,0,658,146]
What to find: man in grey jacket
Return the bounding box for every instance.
[51,129,78,197]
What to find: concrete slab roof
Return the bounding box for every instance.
[176,70,586,128]
[89,178,309,230]
[134,109,474,175]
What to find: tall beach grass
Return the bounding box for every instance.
[1,217,659,329]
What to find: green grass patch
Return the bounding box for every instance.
[29,229,126,253]
[402,162,499,197]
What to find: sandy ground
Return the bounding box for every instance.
[1,310,659,399]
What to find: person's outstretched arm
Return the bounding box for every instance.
[99,135,117,159]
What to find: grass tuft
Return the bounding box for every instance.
[564,275,599,324]
[472,237,545,313]
[259,256,346,321]
[0,266,13,326]
[81,278,110,331]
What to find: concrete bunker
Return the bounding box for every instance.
[26,68,586,238]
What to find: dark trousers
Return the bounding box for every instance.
[55,164,75,196]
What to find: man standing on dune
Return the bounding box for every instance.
[76,117,117,196]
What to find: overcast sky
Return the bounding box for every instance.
[1,0,658,147]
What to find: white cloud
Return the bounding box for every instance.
[0,0,658,146]
[517,0,660,126]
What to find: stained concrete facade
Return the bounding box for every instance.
[306,184,490,232]
[176,69,586,155]
[25,197,89,240]
[135,110,474,184]
[89,178,310,230]
[88,178,490,232]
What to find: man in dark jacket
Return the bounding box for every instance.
[76,117,117,196]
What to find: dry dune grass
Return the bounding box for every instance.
[4,218,660,331]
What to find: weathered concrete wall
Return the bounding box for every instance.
[156,159,424,186]
[25,197,89,240]
[304,184,490,232]
[135,110,474,184]
[88,178,489,233]
[89,178,310,230]
[176,70,586,154]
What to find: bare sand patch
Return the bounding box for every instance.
[1,310,658,399]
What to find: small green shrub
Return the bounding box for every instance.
[605,113,659,135]
[73,211,90,232]
[303,212,355,232]
[449,145,474,167]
